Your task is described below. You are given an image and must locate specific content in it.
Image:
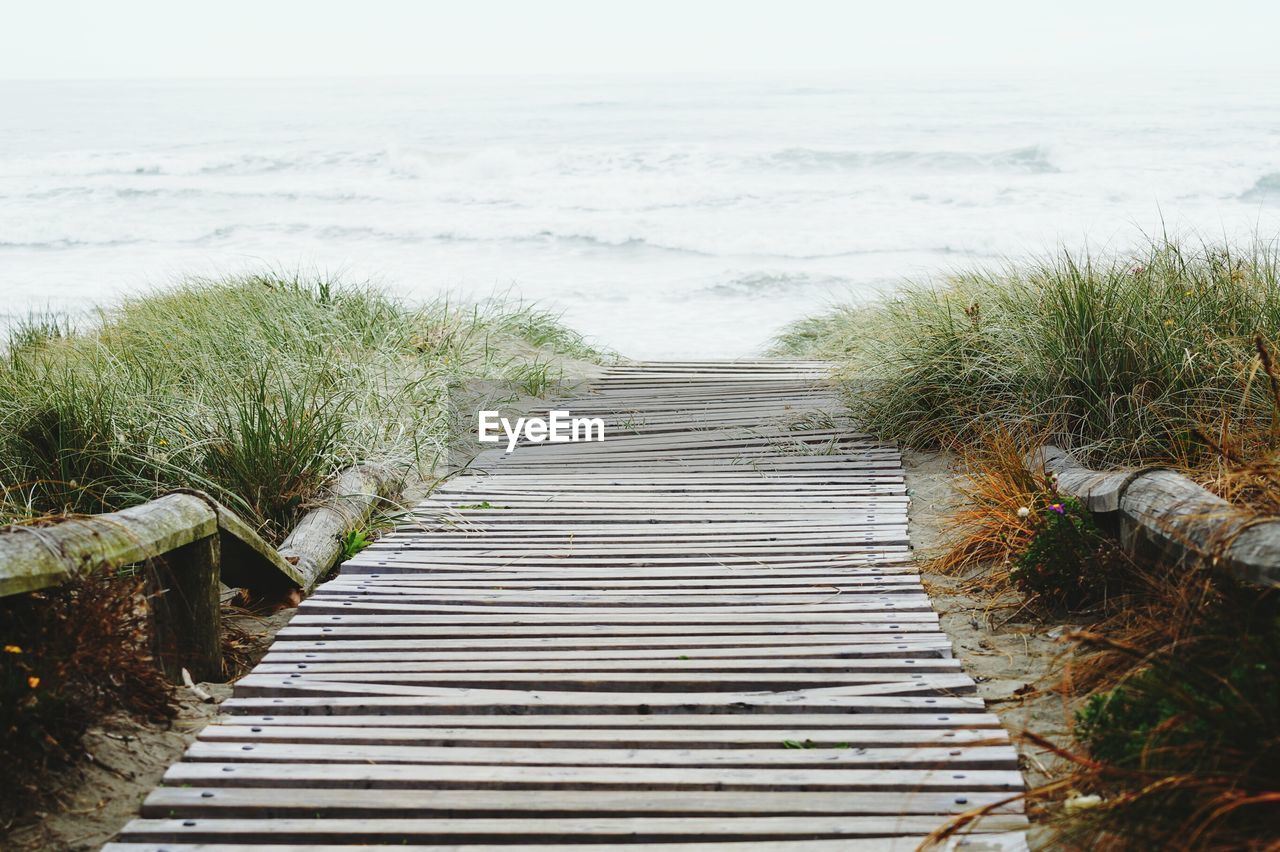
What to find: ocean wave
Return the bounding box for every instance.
[87,165,167,177]
[185,222,977,262]
[1241,172,1280,201]
[446,230,720,258]
[24,186,205,201]
[23,185,380,204]
[59,143,1057,184]
[189,223,722,257]
[695,272,851,298]
[758,145,1058,174]
[84,151,387,178]
[0,237,145,250]
[195,153,370,176]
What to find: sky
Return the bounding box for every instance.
[1,0,1278,79]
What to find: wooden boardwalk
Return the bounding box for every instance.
[108,361,1027,851]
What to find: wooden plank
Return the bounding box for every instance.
[196,724,1007,748]
[105,837,1030,852]
[252,654,962,670]
[163,761,1024,791]
[185,741,1018,769]
[224,690,990,714]
[303,591,932,606]
[114,814,1029,843]
[322,575,924,589]
[293,602,937,618]
[140,786,1021,817]
[220,692,986,713]
[234,672,979,696]
[219,712,1004,729]
[267,634,946,651]
[324,578,921,590]
[279,615,942,630]
[102,834,1029,849]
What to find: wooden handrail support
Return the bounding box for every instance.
[1027,445,1280,588]
[0,493,304,683]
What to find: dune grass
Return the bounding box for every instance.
[778,236,1280,848]
[0,273,604,539]
[774,237,1280,469]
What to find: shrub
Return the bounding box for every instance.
[0,575,173,819]
[1057,593,1280,849]
[1011,494,1113,608]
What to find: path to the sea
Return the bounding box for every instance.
[108,361,1027,851]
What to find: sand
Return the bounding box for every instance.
[3,607,294,851]
[904,449,1076,847]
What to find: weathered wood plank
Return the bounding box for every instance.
[163,761,1024,791]
[105,838,1029,852]
[219,692,986,714]
[114,814,1029,843]
[196,724,1006,748]
[105,837,1028,852]
[140,786,1021,817]
[184,740,1019,769]
[218,711,1003,728]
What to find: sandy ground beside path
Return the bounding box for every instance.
[4,608,294,852]
[904,450,1075,849]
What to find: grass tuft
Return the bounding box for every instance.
[0,274,602,536]
[774,236,1280,468]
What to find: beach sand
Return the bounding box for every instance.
[905,449,1075,846]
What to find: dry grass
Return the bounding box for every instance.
[922,551,1279,851]
[928,426,1053,581]
[1042,564,1280,850]
[1187,335,1280,517]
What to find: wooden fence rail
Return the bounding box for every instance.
[1027,445,1280,588]
[0,465,401,682]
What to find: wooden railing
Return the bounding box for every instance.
[1027,446,1280,588]
[0,464,400,682]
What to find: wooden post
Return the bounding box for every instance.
[151,533,223,683]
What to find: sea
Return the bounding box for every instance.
[2,71,1279,357]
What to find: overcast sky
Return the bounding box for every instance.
[2,0,1278,79]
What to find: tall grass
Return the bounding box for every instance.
[778,236,1280,847]
[774,237,1280,466]
[0,274,603,538]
